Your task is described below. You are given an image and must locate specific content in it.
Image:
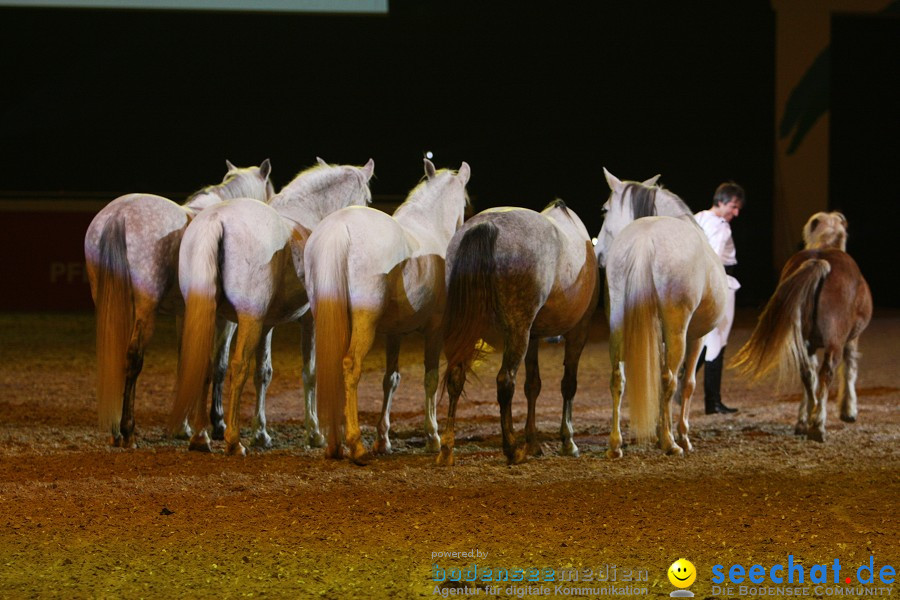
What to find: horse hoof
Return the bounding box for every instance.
[561,441,579,458]
[226,442,247,456]
[677,438,694,453]
[307,431,326,448]
[349,445,369,466]
[325,444,343,460]
[665,444,684,457]
[374,439,392,455]
[436,446,454,467]
[188,431,211,452]
[251,432,273,449]
[211,424,226,442]
[807,429,826,443]
[425,434,442,453]
[172,425,192,441]
[606,448,623,459]
[794,423,808,436]
[507,446,529,466]
[840,414,857,424]
[122,435,137,449]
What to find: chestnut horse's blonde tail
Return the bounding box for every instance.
[621,241,661,443]
[94,217,132,438]
[730,258,831,384]
[168,219,222,434]
[440,222,500,396]
[309,227,352,452]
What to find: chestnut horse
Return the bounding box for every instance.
[730,211,871,441]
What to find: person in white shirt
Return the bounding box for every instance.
[695,182,745,415]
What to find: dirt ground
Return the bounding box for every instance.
[0,309,897,599]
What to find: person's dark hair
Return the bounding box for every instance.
[713,182,745,207]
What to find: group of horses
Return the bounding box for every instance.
[84,159,871,465]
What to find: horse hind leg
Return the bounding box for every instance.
[658,321,687,456]
[300,311,325,448]
[342,309,379,465]
[560,323,591,458]
[498,328,529,465]
[375,335,401,454]
[795,353,818,436]
[676,337,704,453]
[119,300,158,448]
[437,364,466,467]
[523,337,543,456]
[808,347,839,443]
[607,330,626,459]
[209,318,235,441]
[838,338,860,423]
[223,316,265,456]
[422,323,442,452]
[250,328,274,448]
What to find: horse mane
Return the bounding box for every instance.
[270,163,372,216]
[395,167,470,215]
[543,198,568,211]
[624,183,658,219]
[803,211,847,251]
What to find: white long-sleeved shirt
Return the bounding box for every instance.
[695,209,737,267]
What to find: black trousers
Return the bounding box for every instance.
[697,346,725,411]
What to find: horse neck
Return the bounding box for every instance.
[394,190,463,247]
[183,191,222,212]
[271,175,365,231]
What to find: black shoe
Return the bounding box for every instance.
[706,401,738,415]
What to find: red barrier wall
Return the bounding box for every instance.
[0,200,102,311]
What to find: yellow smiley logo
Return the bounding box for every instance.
[668,558,697,588]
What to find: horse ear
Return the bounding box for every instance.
[226,159,237,173]
[317,157,328,167]
[603,167,623,192]
[259,158,272,180]
[642,174,661,187]
[457,161,471,186]
[836,211,848,228]
[361,158,375,180]
[424,159,437,179]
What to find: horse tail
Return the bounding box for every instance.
[310,227,352,452]
[169,219,222,433]
[621,241,661,443]
[441,222,499,394]
[94,216,133,438]
[730,258,831,384]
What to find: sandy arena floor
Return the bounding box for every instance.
[0,309,897,599]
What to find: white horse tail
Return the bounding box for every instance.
[310,227,352,452]
[169,219,222,434]
[730,258,831,384]
[95,216,132,437]
[621,241,661,443]
[441,222,500,392]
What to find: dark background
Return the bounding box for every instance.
[3,1,891,308]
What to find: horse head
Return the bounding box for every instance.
[803,211,848,251]
[595,168,662,267]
